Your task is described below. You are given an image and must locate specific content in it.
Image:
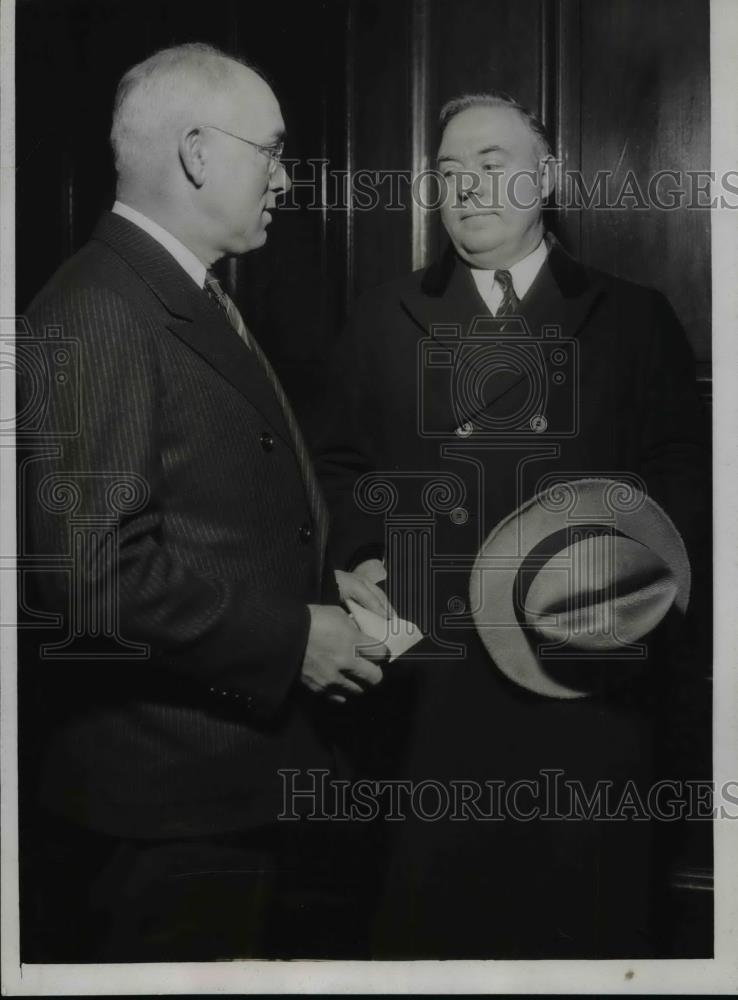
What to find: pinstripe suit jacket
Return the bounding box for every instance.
[21,211,335,837]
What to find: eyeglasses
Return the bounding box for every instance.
[199,125,285,176]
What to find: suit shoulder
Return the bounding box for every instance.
[25,243,161,356]
[350,266,426,310]
[26,239,160,328]
[579,262,692,369]
[584,262,671,309]
[26,239,124,309]
[344,267,428,337]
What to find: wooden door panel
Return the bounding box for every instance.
[577,0,711,360]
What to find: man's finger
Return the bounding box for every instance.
[337,572,390,618]
[334,676,366,696]
[347,656,385,686]
[356,639,390,664]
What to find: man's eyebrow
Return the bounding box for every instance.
[436,144,506,164]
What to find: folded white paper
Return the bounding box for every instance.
[346,598,424,662]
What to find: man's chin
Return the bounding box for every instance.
[451,235,506,267]
[231,228,268,255]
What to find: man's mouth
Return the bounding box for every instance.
[460,209,501,221]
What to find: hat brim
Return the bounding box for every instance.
[469,479,690,698]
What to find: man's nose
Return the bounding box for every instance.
[455,170,482,206]
[270,161,291,196]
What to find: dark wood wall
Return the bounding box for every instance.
[17,0,711,432]
[574,0,711,374]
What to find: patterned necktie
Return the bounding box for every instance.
[205,271,329,585]
[493,268,520,317]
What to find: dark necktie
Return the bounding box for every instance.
[493,268,520,317]
[205,271,329,585]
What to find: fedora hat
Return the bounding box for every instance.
[469,478,690,699]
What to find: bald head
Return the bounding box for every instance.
[110,43,273,184]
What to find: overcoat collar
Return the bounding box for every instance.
[91,211,293,447]
[399,233,606,423]
[402,232,602,336]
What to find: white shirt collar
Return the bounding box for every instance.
[470,238,548,311]
[112,201,208,290]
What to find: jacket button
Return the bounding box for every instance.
[299,522,313,543]
[260,431,274,451]
[455,421,474,438]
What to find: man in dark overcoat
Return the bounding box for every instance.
[317,92,710,958]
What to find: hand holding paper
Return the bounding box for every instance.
[334,568,391,619]
[345,598,424,662]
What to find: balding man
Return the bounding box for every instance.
[317,92,709,957]
[20,43,387,961]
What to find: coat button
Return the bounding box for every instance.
[299,522,313,543]
[450,506,468,525]
[260,431,274,451]
[455,421,474,438]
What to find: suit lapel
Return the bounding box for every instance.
[93,212,293,447]
[400,236,605,429]
[163,294,293,446]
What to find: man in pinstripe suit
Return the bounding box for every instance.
[20,43,387,961]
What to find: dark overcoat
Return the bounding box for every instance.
[317,236,710,958]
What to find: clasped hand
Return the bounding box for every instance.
[301,568,392,704]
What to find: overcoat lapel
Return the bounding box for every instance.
[399,235,605,429]
[399,244,489,341]
[92,212,294,449]
[520,234,604,349]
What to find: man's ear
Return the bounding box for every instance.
[179,126,207,187]
[539,155,557,202]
